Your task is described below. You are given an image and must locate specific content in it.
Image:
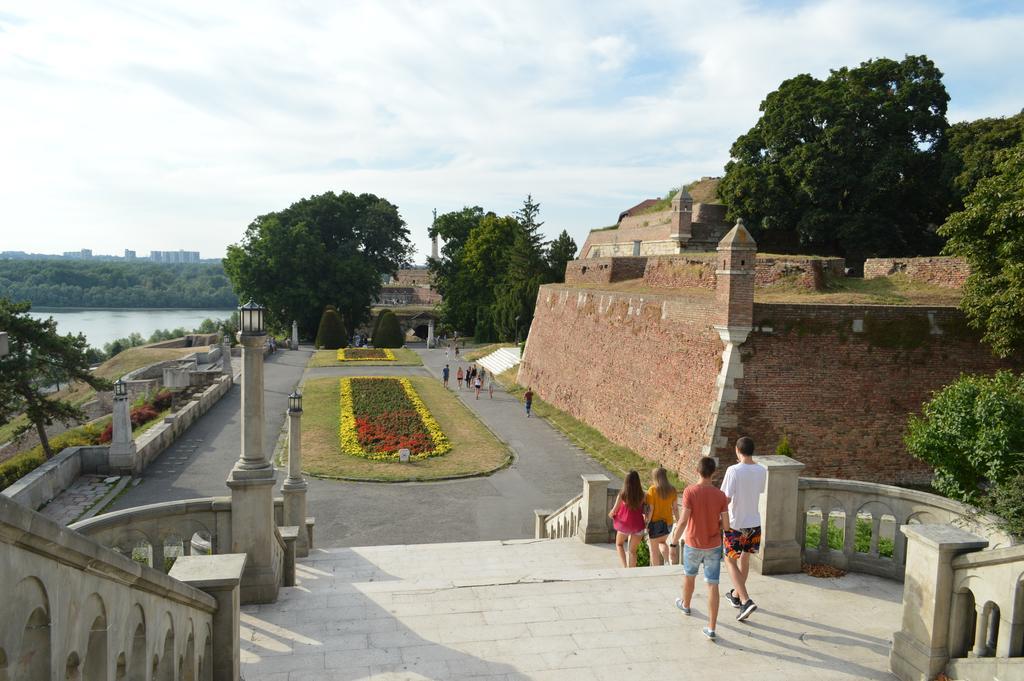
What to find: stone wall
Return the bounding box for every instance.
[735,304,1015,484]
[617,210,673,231]
[517,285,722,476]
[863,256,970,289]
[564,257,649,285]
[754,256,845,290]
[1,446,110,510]
[136,374,234,470]
[692,203,727,224]
[641,255,716,290]
[520,282,1017,486]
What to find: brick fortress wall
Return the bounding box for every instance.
[863,257,969,289]
[517,285,722,476]
[736,305,1014,484]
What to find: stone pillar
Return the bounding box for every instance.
[220,338,233,379]
[427,319,436,349]
[890,525,988,681]
[108,389,137,473]
[669,186,694,249]
[534,510,552,539]
[972,605,992,657]
[281,405,309,557]
[578,474,611,544]
[751,455,805,575]
[291,320,299,350]
[225,332,280,604]
[169,554,247,681]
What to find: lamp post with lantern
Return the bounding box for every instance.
[282,389,309,556]
[109,377,137,472]
[226,299,281,603]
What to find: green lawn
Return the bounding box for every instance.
[496,368,685,489]
[299,375,510,481]
[308,348,423,368]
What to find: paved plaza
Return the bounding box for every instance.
[239,539,903,681]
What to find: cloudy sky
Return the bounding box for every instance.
[1,1,1022,263]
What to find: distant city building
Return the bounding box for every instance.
[150,250,200,263]
[62,249,93,259]
[124,249,136,259]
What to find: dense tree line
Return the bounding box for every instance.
[429,196,577,341]
[719,54,1024,268]
[0,261,237,308]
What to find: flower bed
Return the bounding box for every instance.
[339,377,451,460]
[98,389,173,443]
[337,348,396,362]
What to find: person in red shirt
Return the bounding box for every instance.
[669,456,731,640]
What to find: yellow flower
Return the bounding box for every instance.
[337,377,451,461]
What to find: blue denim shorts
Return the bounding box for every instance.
[683,544,723,584]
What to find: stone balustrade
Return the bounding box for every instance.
[535,474,618,543]
[0,494,245,681]
[70,496,313,577]
[796,477,1014,581]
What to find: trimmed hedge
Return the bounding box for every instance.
[373,310,404,348]
[315,306,348,349]
[0,424,105,490]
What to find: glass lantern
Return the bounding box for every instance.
[288,390,303,413]
[239,300,265,335]
[114,378,127,398]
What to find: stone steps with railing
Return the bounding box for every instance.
[476,346,522,377]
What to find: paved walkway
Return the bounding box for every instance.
[240,539,903,680]
[300,347,612,547]
[39,474,122,525]
[105,343,613,548]
[110,349,312,510]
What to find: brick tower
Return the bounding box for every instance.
[702,218,757,462]
[714,218,756,333]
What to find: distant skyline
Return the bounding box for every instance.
[2,1,1022,263]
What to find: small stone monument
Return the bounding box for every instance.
[291,320,299,350]
[108,378,137,473]
[399,448,410,463]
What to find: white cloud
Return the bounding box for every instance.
[0,0,1021,262]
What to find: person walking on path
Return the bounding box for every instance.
[670,456,731,640]
[524,388,534,417]
[474,374,482,399]
[456,366,464,389]
[721,436,767,623]
[609,470,647,568]
[442,364,450,389]
[645,467,678,566]
[486,370,494,399]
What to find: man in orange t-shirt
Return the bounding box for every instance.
[669,456,731,640]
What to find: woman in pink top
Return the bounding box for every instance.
[608,470,646,568]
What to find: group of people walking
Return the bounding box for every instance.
[608,437,766,641]
[441,363,493,399]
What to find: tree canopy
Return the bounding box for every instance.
[223,191,412,336]
[943,110,1024,207]
[0,299,112,457]
[940,144,1024,357]
[718,55,951,265]
[0,261,236,308]
[429,197,574,341]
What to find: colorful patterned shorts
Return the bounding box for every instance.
[724,526,761,560]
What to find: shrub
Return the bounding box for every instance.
[315,306,348,349]
[905,371,1024,503]
[0,449,46,489]
[635,538,650,567]
[775,435,794,457]
[987,473,1024,539]
[152,390,173,411]
[370,311,387,342]
[130,405,159,428]
[373,310,404,348]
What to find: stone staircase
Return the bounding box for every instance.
[476,346,522,377]
[239,538,903,680]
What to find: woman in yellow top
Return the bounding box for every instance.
[644,467,679,566]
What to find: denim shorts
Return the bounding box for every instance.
[682,544,723,584]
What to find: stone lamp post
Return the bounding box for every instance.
[291,320,299,351]
[281,390,309,557]
[108,378,137,473]
[221,335,233,379]
[226,300,281,604]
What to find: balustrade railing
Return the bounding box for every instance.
[1,494,243,681]
[797,477,1014,581]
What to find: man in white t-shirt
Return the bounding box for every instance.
[720,436,767,622]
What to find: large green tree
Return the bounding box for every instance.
[545,230,577,282]
[0,299,112,458]
[718,55,951,265]
[224,191,412,335]
[940,144,1024,357]
[943,110,1024,207]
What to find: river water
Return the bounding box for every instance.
[29,308,235,349]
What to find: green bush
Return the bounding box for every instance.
[775,435,794,457]
[905,371,1024,503]
[373,310,404,348]
[987,473,1024,539]
[315,306,348,349]
[0,424,105,490]
[804,516,894,558]
[370,311,387,341]
[635,538,650,567]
